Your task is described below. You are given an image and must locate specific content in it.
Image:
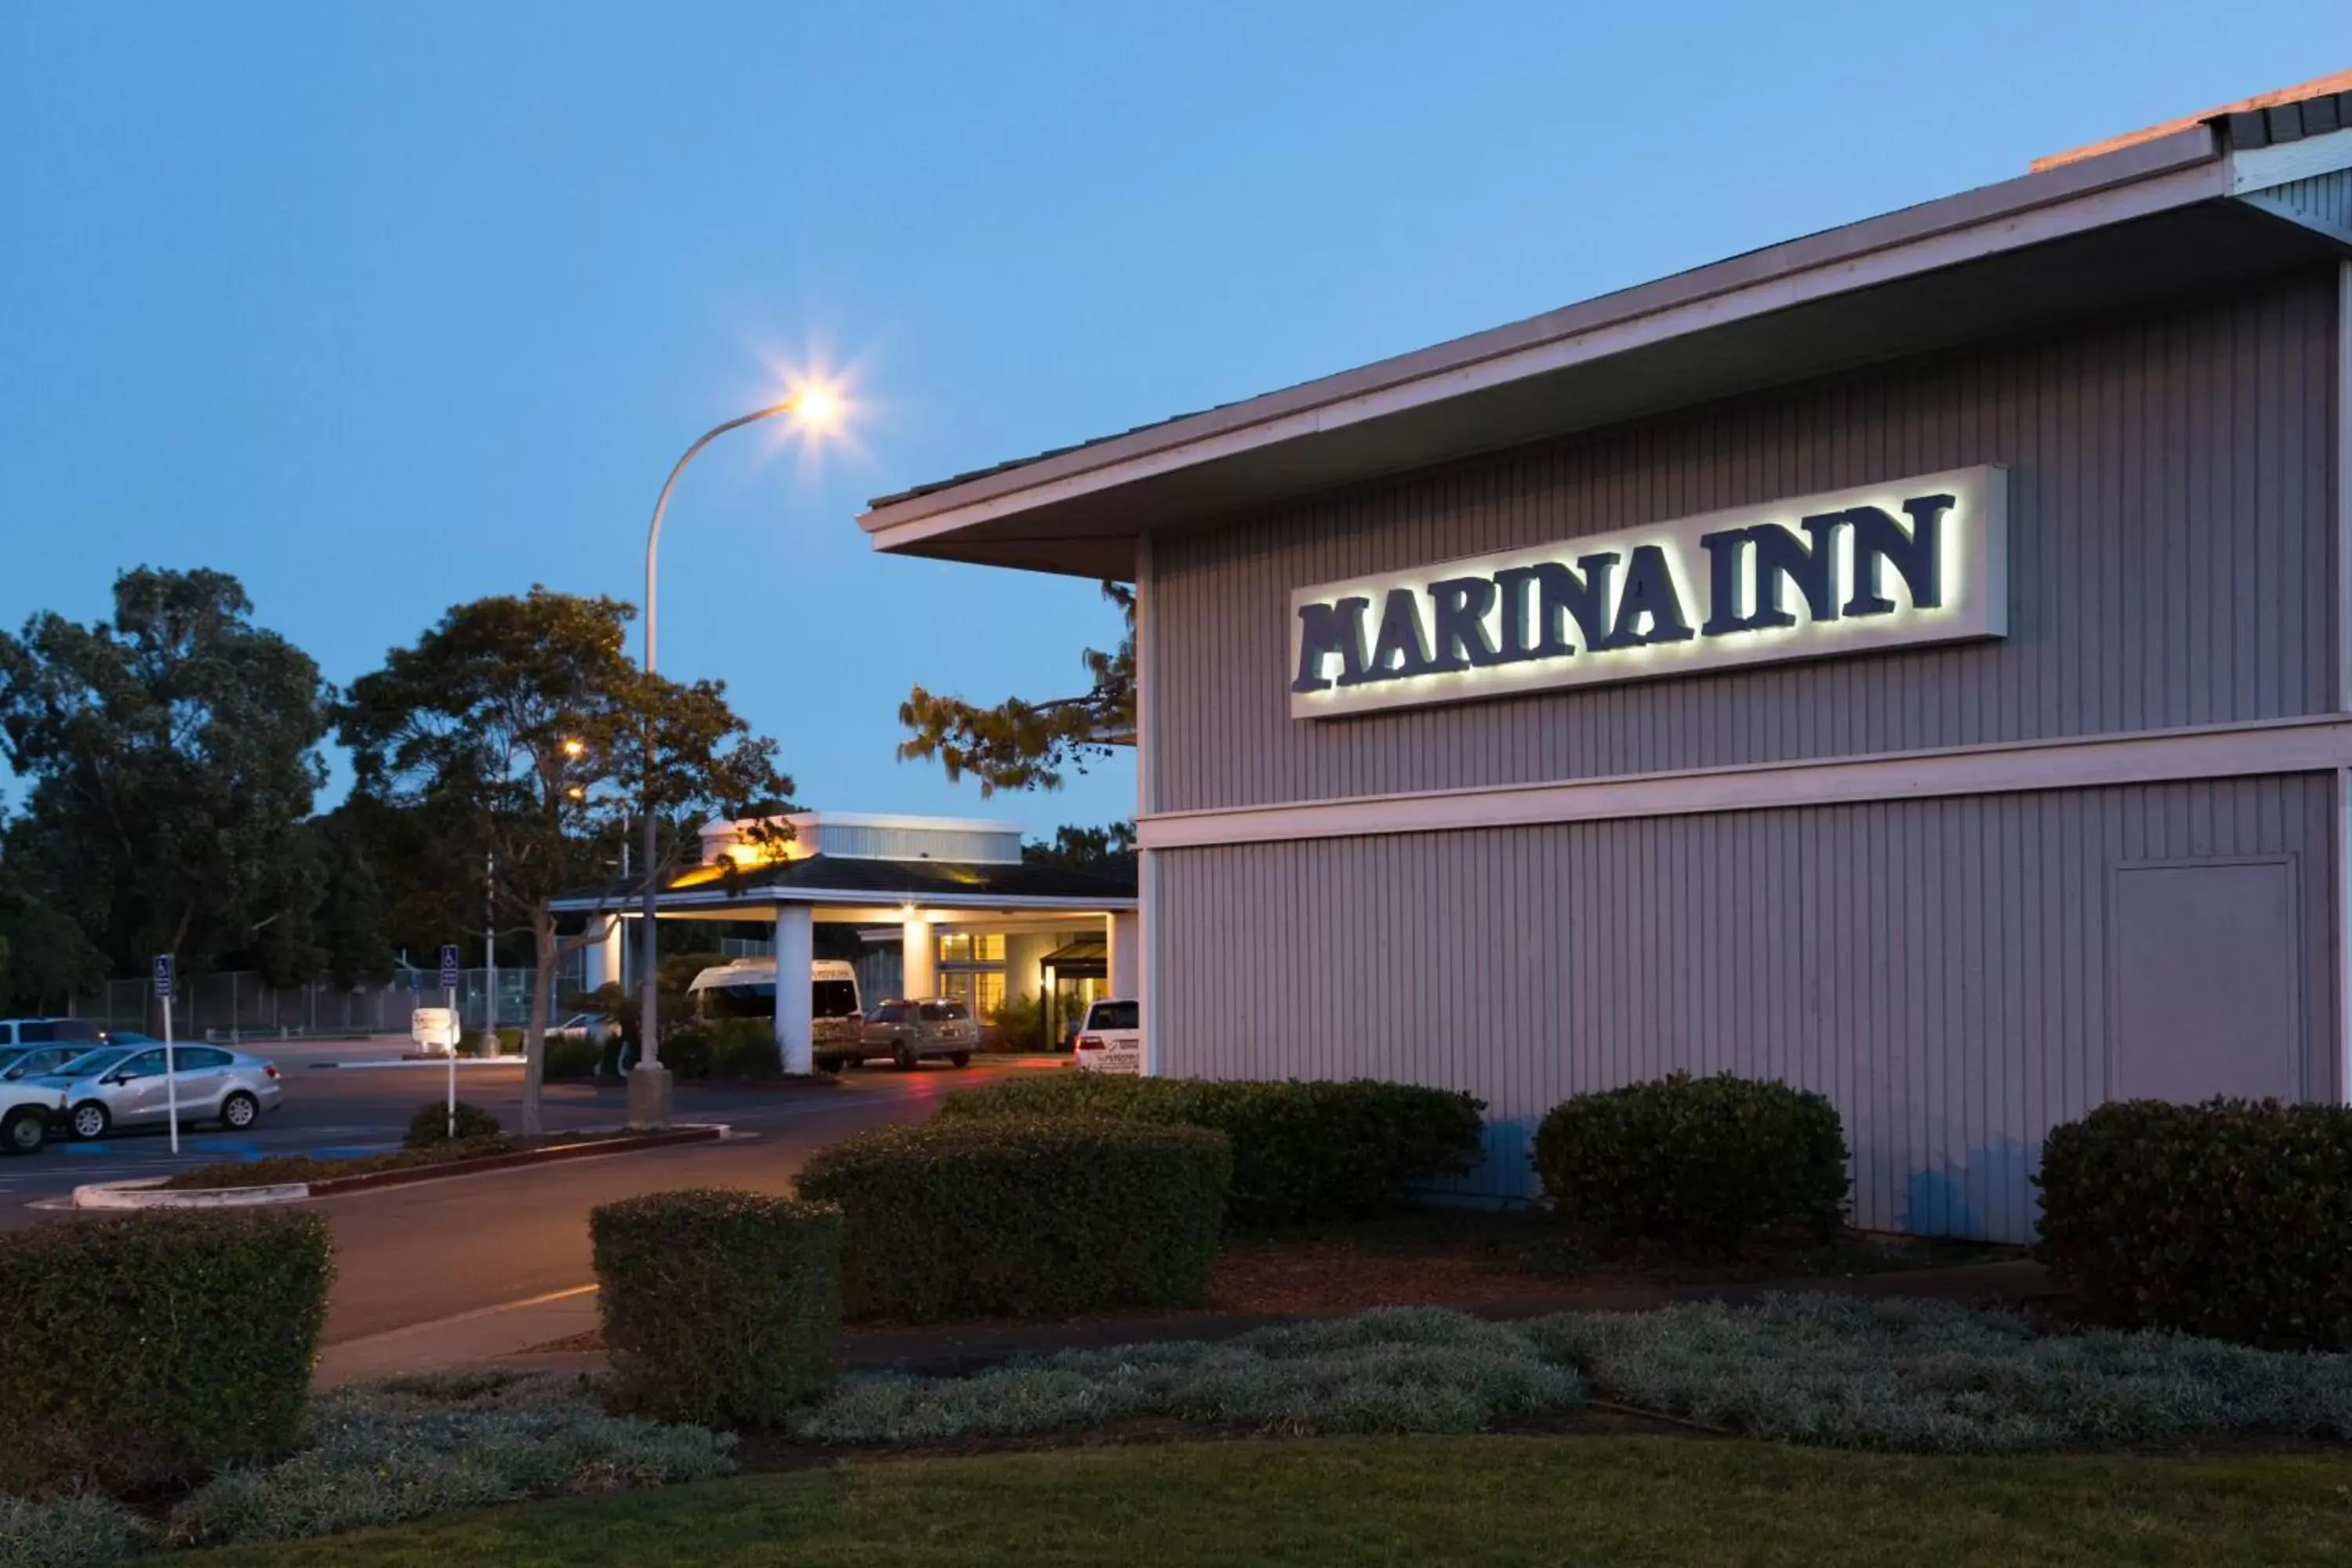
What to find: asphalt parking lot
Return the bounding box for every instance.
[0,1038,1054,1216]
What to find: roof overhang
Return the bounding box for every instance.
[858,122,2352,581]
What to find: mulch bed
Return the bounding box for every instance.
[524,1218,2020,1359]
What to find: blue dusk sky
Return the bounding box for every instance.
[3,3,2347,839]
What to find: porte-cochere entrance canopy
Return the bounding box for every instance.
[550,811,1138,1073]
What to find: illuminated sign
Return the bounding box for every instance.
[1289,466,2007,719]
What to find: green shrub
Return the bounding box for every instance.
[494,1025,524,1055]
[706,1018,782,1081]
[938,1074,1483,1225]
[657,1019,781,1081]
[987,992,1049,1052]
[2037,1098,2352,1350]
[405,1099,502,1149]
[659,1025,713,1080]
[1530,1073,1849,1248]
[590,1189,842,1427]
[0,1209,334,1493]
[797,1118,1231,1320]
[543,1032,601,1080]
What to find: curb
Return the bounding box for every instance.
[309,1056,530,1070]
[67,1123,735,1210]
[72,1178,311,1210]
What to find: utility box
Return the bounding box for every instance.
[410,1006,460,1055]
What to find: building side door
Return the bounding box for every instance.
[2110,858,2302,1105]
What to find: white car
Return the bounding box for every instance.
[1073,1000,1142,1074]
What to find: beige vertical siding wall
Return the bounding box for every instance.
[1156,777,2339,1242]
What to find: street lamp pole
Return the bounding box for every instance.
[630,394,826,1129]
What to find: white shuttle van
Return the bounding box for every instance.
[687,958,864,1066]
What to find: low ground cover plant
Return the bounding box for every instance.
[1531,1072,1849,1249]
[167,1373,732,1550]
[2038,1098,2352,1351]
[591,1190,841,1428]
[796,1307,1584,1443]
[798,1117,1231,1319]
[0,1492,147,1568]
[795,1294,2352,1456]
[938,1073,1484,1225]
[1530,1292,2352,1453]
[0,1210,333,1494]
[0,1374,734,1563]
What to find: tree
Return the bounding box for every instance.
[0,567,333,980]
[0,831,110,1013]
[897,582,1133,795]
[338,587,793,1133]
[1022,821,1137,869]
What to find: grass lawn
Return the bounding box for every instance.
[185,1433,2351,1566]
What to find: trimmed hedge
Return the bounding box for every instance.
[936,1073,1483,1225]
[797,1117,1231,1320]
[544,1033,601,1080]
[590,1189,842,1428]
[662,1019,784,1082]
[0,1209,333,1493]
[1532,1072,1849,1248]
[2038,1098,2352,1350]
[405,1099,501,1149]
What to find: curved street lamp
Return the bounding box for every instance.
[630,384,841,1128]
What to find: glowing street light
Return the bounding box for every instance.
[629,377,846,1127]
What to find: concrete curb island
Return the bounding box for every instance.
[68,1123,737,1210]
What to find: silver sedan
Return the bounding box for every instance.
[32,1044,284,1140]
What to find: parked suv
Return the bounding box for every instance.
[855,999,979,1071]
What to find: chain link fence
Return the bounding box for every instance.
[67,950,587,1042]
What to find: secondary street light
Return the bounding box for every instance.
[629,382,842,1129]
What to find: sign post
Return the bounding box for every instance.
[152,954,179,1154]
[439,943,461,1140]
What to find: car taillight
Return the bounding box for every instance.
[263,1064,279,1080]
[1078,1035,1103,1051]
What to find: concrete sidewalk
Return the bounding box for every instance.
[325,1258,2054,1388]
[318,1286,602,1388]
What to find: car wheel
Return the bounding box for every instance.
[220,1091,260,1131]
[1,1108,45,1156]
[68,1101,111,1141]
[948,1051,972,1069]
[893,1044,918,1071]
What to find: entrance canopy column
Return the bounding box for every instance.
[1109,910,1140,1000]
[773,903,814,1076]
[901,912,936,998]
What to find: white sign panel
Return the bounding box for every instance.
[1289,466,2007,720]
